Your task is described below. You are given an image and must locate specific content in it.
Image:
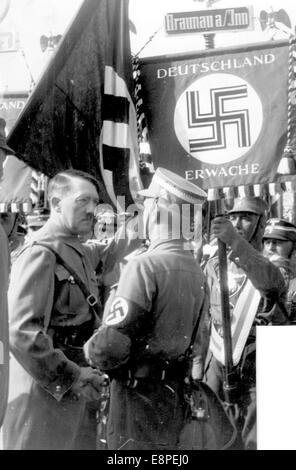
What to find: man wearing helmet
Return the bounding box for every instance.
[204,197,287,450]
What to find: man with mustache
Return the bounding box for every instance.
[83,167,210,450]
[2,168,139,450]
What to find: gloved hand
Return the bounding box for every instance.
[71,366,109,402]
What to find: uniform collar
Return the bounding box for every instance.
[148,238,185,252]
[30,218,85,256]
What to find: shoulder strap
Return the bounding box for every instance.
[33,242,102,323]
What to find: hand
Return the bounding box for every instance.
[71,367,109,402]
[211,216,238,246]
[88,368,109,393]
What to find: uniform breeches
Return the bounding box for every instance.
[107,379,186,450]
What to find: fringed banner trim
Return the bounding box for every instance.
[206,182,295,201]
[0,201,32,214]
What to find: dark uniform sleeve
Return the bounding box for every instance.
[204,240,288,325]
[84,258,155,371]
[229,238,288,324]
[228,237,286,296]
[8,245,80,401]
[83,238,113,269]
[84,219,143,273]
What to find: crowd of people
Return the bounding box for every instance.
[1,120,296,450]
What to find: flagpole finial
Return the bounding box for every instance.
[277,146,296,175]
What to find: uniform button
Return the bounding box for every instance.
[55,385,62,393]
[234,257,240,263]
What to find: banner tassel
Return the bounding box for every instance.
[133,55,155,189]
[277,35,296,175]
[277,146,296,175]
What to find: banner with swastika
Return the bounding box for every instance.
[139,40,294,190]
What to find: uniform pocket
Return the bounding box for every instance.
[55,265,71,282]
[54,265,88,318]
[54,266,71,311]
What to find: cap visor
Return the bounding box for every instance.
[263,235,290,241]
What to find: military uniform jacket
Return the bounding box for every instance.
[85,239,209,374]
[204,237,287,333]
[2,219,123,449]
[7,219,113,400]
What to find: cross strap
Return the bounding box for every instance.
[33,242,102,323]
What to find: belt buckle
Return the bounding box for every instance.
[87,294,98,307]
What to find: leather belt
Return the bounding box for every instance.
[51,319,94,348]
[117,359,189,387]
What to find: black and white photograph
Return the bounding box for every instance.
[1,0,296,455]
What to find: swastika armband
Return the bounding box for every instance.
[103,296,148,333]
[105,297,129,326]
[83,326,131,371]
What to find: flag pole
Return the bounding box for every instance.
[214,199,239,404]
[203,20,236,388]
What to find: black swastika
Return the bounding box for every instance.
[186,85,251,152]
[107,299,127,323]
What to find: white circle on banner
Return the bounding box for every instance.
[174,73,263,165]
[105,297,129,326]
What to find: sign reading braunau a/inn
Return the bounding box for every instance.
[165,7,254,35]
